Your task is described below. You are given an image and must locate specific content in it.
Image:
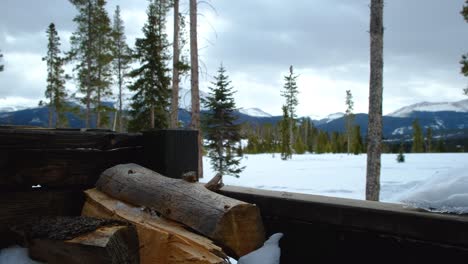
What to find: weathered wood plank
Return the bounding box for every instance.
[0,190,85,243]
[220,186,468,263]
[0,147,143,190]
[96,164,265,258]
[0,128,142,150]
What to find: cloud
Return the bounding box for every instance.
[0,0,467,118]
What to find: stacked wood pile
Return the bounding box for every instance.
[0,128,265,263]
[83,163,265,263]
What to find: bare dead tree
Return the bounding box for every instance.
[366,0,384,201]
[190,0,203,178]
[170,0,180,128]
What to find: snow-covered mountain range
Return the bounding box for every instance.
[388,99,468,117]
[1,96,468,140]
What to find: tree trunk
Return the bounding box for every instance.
[96,163,265,258]
[190,0,203,178]
[15,216,139,264]
[118,55,123,132]
[170,0,180,129]
[366,0,384,201]
[82,188,228,264]
[150,105,155,128]
[48,103,53,128]
[85,0,93,129]
[96,87,101,129]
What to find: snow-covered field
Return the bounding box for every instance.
[201,153,468,212]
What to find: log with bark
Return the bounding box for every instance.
[12,216,139,264]
[95,163,265,258]
[82,188,228,264]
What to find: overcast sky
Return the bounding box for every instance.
[0,0,467,117]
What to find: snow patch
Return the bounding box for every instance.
[391,126,410,135]
[0,246,44,264]
[239,108,272,117]
[29,118,41,124]
[389,99,468,117]
[398,167,468,214]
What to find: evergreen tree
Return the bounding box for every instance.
[411,119,424,153]
[111,5,132,132]
[351,125,363,155]
[461,0,468,95]
[345,90,355,154]
[281,65,299,153]
[329,132,339,153]
[396,142,405,163]
[280,105,292,160]
[128,0,171,131]
[316,131,330,154]
[93,0,114,128]
[69,0,106,128]
[426,127,433,153]
[0,50,4,72]
[43,23,68,128]
[202,65,244,178]
[435,139,446,153]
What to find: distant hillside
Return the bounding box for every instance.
[1,98,468,140]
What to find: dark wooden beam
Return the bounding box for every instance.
[142,129,198,179]
[0,128,142,150]
[220,186,468,263]
[0,147,143,190]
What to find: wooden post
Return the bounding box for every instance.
[142,129,198,179]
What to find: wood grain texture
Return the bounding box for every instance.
[0,190,84,232]
[0,128,142,150]
[96,164,264,257]
[82,188,228,264]
[0,147,143,190]
[28,224,139,264]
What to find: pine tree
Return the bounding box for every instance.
[351,125,363,155]
[111,5,132,132]
[281,65,299,154]
[396,142,405,163]
[366,0,384,201]
[69,0,99,128]
[43,23,68,128]
[0,50,4,72]
[93,0,114,128]
[202,65,244,178]
[128,0,171,131]
[426,127,433,153]
[411,119,424,153]
[316,131,329,154]
[461,0,468,95]
[345,90,355,154]
[280,105,292,160]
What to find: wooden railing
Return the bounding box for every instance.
[1,127,468,262]
[221,186,468,263]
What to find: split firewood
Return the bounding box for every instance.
[12,216,139,264]
[82,188,228,264]
[96,163,265,258]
